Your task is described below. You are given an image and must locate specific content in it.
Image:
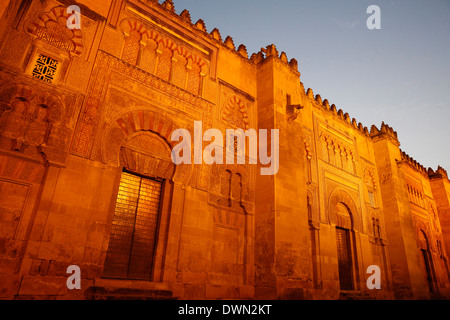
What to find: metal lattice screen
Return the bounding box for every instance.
[32,54,59,83]
[103,171,162,280]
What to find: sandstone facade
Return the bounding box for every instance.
[0,0,449,300]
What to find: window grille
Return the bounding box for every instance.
[32,54,59,83]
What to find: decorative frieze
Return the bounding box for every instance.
[0,82,74,165]
[72,51,214,158]
[319,131,356,174]
[25,6,83,56]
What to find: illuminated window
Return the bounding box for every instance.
[31,54,59,83]
[103,171,162,280]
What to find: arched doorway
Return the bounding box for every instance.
[418,230,436,295]
[103,132,175,281]
[335,203,354,291]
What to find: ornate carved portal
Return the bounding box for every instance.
[120,132,175,181]
[72,51,213,160]
[328,189,361,232]
[103,171,163,280]
[104,131,176,281]
[100,109,191,185]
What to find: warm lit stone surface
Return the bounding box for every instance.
[0,0,448,300]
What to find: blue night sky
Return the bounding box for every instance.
[166,0,450,173]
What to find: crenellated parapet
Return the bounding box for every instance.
[237,44,248,58]
[428,166,449,181]
[141,1,255,64]
[399,149,429,177]
[306,88,370,137]
[161,0,175,13]
[179,9,192,23]
[193,19,207,32]
[141,2,302,72]
[249,44,300,73]
[224,36,235,50]
[394,148,448,182]
[370,122,399,144]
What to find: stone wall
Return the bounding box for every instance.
[0,0,448,300]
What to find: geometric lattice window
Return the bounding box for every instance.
[156,46,173,82]
[186,64,201,95]
[122,30,142,66]
[32,54,59,83]
[103,171,162,280]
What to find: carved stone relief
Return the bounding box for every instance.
[0,82,75,165]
